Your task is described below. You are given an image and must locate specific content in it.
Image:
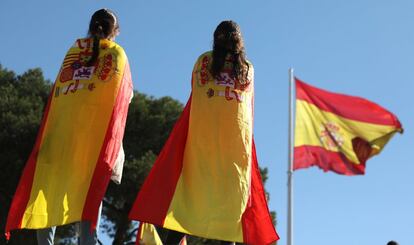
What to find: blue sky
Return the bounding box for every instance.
[1,0,413,244]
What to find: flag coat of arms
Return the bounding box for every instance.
[294,78,402,175]
[6,38,133,236]
[129,52,279,245]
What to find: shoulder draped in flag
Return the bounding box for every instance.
[6,38,133,236]
[129,52,279,245]
[294,78,402,175]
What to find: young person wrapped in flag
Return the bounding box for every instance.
[129,21,279,245]
[294,78,403,175]
[5,9,133,243]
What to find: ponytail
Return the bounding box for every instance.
[86,9,119,67]
[87,28,102,66]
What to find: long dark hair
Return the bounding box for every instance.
[211,20,249,84]
[87,9,119,66]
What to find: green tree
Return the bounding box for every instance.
[0,64,51,244]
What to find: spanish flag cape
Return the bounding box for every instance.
[294,78,402,175]
[136,223,163,245]
[136,222,188,245]
[6,38,133,237]
[129,52,279,244]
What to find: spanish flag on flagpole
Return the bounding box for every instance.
[286,72,403,245]
[5,38,133,238]
[294,77,403,175]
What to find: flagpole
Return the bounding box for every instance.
[287,68,294,245]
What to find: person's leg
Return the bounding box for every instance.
[165,229,185,245]
[78,202,102,245]
[37,226,56,245]
[78,222,98,245]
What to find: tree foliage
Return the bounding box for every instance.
[0,65,51,245]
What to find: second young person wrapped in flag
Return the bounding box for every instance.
[129,20,279,245]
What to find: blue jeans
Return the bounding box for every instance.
[37,203,102,245]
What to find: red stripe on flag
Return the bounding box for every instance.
[294,145,366,175]
[81,62,133,230]
[241,139,279,245]
[5,84,56,235]
[296,78,402,127]
[128,96,192,226]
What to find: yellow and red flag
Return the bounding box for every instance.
[294,78,402,175]
[136,223,163,245]
[129,52,278,244]
[6,38,133,236]
[136,223,188,245]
